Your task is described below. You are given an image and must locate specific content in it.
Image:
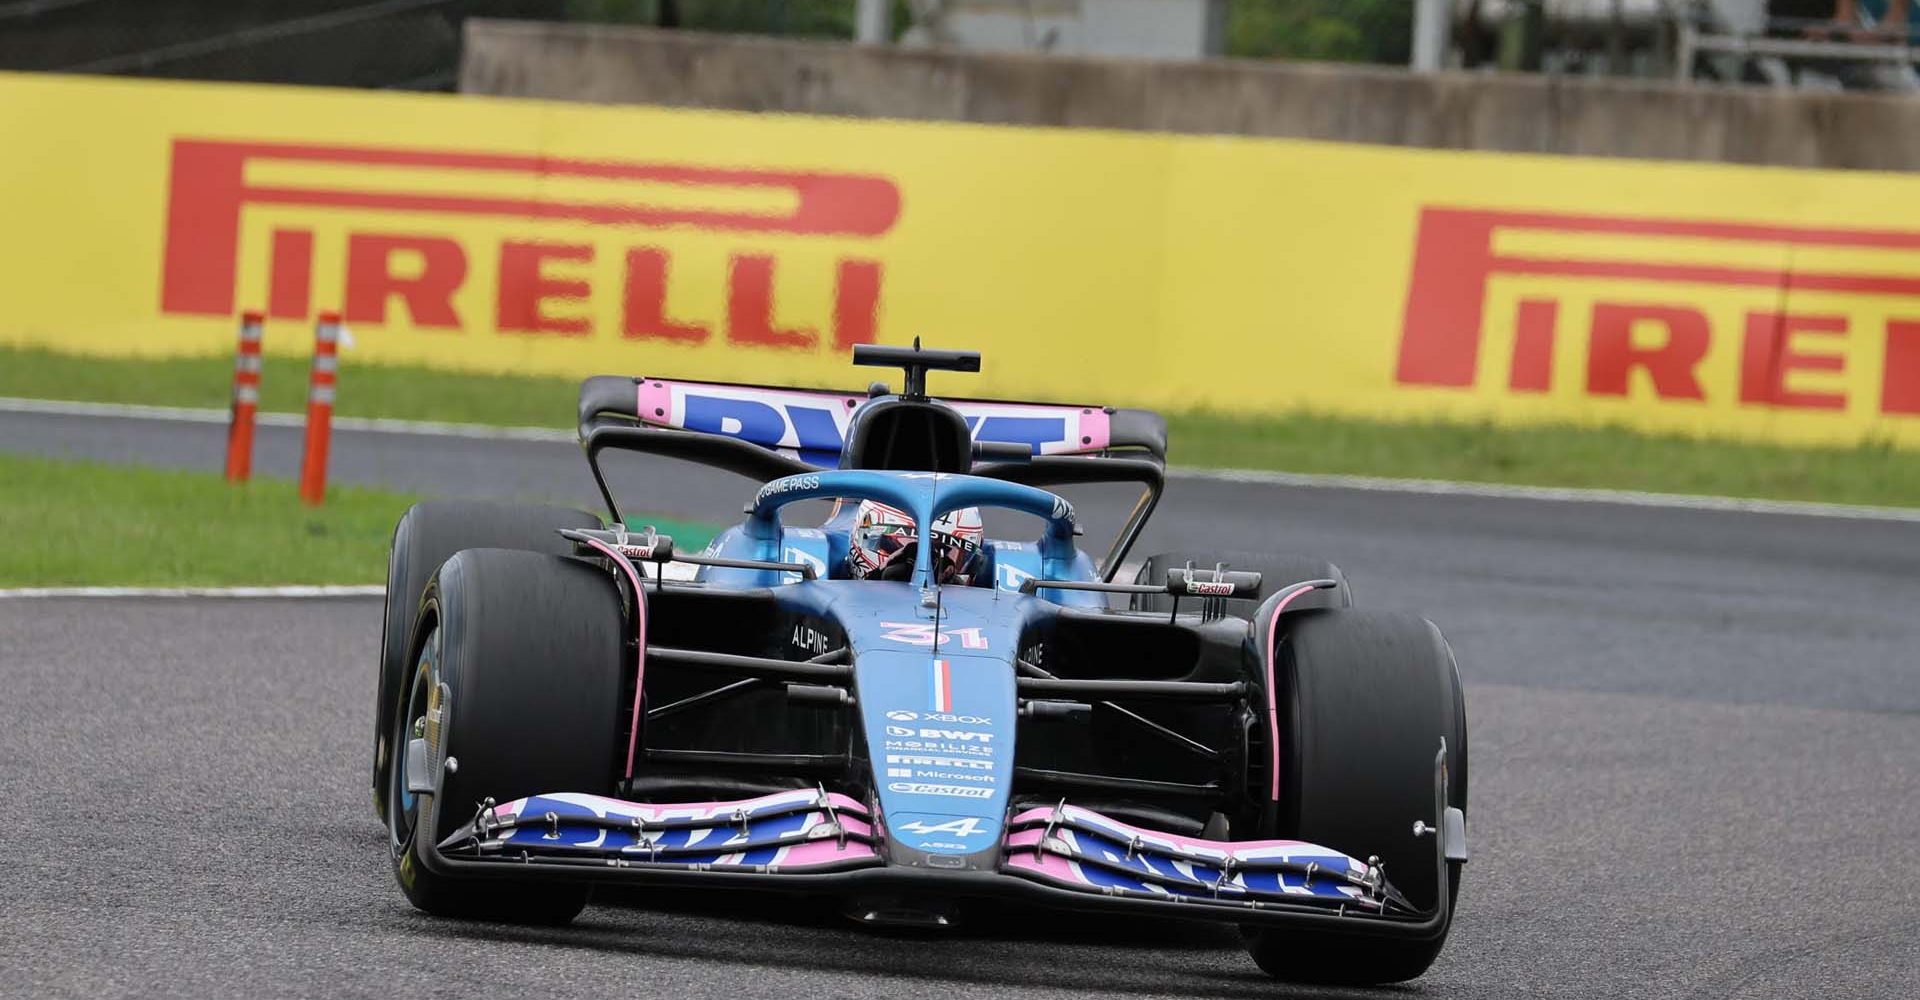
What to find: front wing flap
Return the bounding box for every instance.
[1001,803,1411,913]
[418,745,1456,939]
[438,788,882,873]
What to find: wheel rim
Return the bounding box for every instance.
[388,625,439,856]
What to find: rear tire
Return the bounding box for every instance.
[374,501,602,822]
[1130,550,1352,618]
[387,548,626,923]
[1243,608,1468,985]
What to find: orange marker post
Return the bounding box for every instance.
[298,312,340,506]
[225,311,265,482]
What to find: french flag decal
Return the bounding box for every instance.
[930,659,953,713]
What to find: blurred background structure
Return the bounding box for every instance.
[7,0,1920,92]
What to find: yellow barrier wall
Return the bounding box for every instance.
[3,72,1919,447]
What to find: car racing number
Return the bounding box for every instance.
[878,622,989,649]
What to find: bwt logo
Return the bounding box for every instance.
[1397,207,1920,415]
[159,139,902,347]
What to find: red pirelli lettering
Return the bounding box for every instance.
[498,241,593,336]
[268,229,313,320]
[1586,303,1710,401]
[159,138,902,319]
[1881,321,1920,416]
[727,254,813,350]
[622,247,708,344]
[1508,298,1558,393]
[1740,312,1847,411]
[1399,206,1920,415]
[342,234,466,329]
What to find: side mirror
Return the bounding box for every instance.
[562,525,673,562]
[971,440,1033,464]
[1165,566,1262,600]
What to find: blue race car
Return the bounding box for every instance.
[371,345,1469,985]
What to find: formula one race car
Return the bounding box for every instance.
[371,345,1468,985]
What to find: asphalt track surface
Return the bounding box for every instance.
[3,408,1918,999]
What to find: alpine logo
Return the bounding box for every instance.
[896,817,992,839]
[790,623,831,655]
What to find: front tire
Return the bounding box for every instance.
[374,501,602,822]
[1243,607,1468,985]
[388,548,626,923]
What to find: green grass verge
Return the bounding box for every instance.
[0,451,720,587]
[1171,412,1919,509]
[0,453,422,586]
[4,345,1917,509]
[0,345,580,428]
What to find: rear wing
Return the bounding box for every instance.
[576,375,1169,580]
[577,375,1167,467]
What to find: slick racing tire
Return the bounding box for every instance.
[374,500,602,822]
[1244,608,1468,986]
[1130,550,1352,618]
[388,548,625,924]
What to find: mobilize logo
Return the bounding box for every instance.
[160,139,902,346]
[886,739,993,757]
[1398,207,1920,414]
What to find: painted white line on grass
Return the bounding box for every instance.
[0,396,573,442]
[1168,466,1920,523]
[0,584,385,600]
[6,395,1916,524]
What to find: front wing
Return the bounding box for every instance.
[422,751,1457,940]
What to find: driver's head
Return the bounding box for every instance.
[848,501,984,585]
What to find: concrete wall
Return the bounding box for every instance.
[461,18,1920,172]
[916,0,1226,59]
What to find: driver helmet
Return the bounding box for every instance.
[848,500,984,585]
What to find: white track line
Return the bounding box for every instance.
[5,395,1916,523]
[0,584,384,599]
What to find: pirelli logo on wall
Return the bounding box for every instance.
[4,73,1918,448]
[1397,208,1920,417]
[157,139,901,350]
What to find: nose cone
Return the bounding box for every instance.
[858,647,1015,863]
